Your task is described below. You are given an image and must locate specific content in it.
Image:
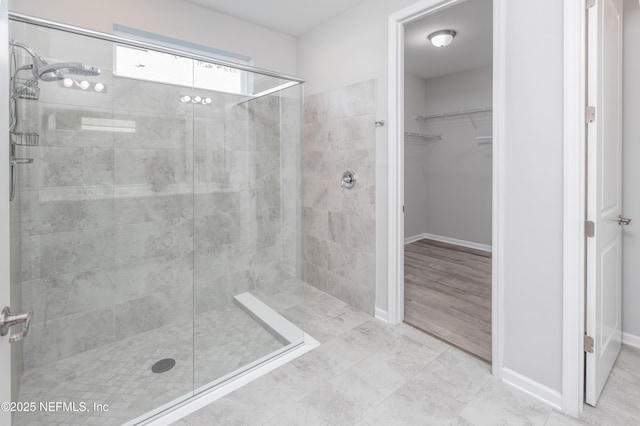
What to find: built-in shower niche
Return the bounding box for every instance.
[9,17,304,426]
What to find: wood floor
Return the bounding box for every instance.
[404,238,492,362]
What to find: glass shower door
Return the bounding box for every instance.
[8,21,196,425]
[7,14,305,425]
[192,73,305,391]
[108,70,197,421]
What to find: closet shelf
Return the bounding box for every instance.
[404,132,442,142]
[416,106,492,121]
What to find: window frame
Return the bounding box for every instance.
[112,24,253,95]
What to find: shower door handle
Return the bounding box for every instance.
[0,307,33,343]
[10,157,34,166]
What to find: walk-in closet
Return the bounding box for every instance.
[403,0,493,362]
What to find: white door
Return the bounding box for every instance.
[585,0,625,407]
[1,1,12,424]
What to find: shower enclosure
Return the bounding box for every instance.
[5,12,304,425]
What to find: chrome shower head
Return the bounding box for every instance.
[10,40,101,82]
[33,58,101,82]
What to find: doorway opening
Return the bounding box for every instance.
[401,0,493,362]
[387,0,502,374]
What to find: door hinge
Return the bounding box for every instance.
[402,205,405,213]
[584,335,594,353]
[585,220,595,238]
[586,0,596,9]
[586,106,596,123]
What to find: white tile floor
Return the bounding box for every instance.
[177,285,640,426]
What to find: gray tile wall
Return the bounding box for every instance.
[282,96,302,276]
[193,93,298,317]
[302,80,376,314]
[13,73,300,370]
[16,76,196,370]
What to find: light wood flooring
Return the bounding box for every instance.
[404,238,492,362]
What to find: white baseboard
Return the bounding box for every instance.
[404,232,492,253]
[622,332,640,349]
[404,233,427,245]
[502,368,562,410]
[375,307,389,323]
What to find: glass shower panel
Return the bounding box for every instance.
[8,21,195,425]
[192,76,304,390]
[109,67,196,420]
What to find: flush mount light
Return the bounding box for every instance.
[428,30,457,48]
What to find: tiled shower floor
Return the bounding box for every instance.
[14,303,286,426]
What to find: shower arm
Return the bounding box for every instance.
[9,40,38,58]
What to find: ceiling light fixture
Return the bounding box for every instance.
[428,30,456,48]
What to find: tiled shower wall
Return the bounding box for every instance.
[302,79,376,314]
[13,71,296,370]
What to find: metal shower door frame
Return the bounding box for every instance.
[8,11,305,84]
[1,1,13,424]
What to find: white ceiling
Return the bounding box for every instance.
[405,0,492,80]
[183,0,368,36]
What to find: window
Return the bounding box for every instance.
[113,25,251,95]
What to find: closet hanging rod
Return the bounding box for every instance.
[404,132,441,142]
[416,106,493,121]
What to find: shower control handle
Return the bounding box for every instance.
[0,307,33,343]
[342,170,356,189]
[10,157,34,166]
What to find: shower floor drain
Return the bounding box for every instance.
[151,358,176,373]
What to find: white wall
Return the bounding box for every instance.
[622,0,640,340]
[404,67,492,246]
[298,0,565,396]
[404,73,428,134]
[501,0,564,393]
[7,0,297,75]
[403,72,429,238]
[423,66,493,113]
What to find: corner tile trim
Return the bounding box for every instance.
[234,292,303,345]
